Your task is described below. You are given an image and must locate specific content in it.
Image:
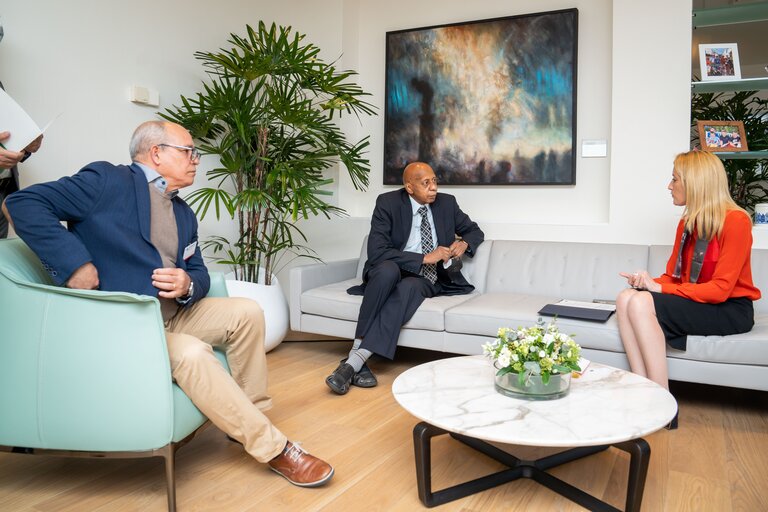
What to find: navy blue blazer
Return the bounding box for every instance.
[361,188,484,295]
[6,162,210,304]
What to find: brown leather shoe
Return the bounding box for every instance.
[268,442,334,487]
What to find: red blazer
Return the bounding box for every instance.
[655,210,761,303]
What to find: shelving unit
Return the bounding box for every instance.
[713,151,768,160]
[691,77,768,94]
[692,2,768,29]
[692,3,768,163]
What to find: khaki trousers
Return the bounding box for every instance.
[165,297,287,463]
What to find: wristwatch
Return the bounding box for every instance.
[176,280,194,305]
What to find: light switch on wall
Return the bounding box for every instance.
[581,139,608,158]
[129,85,160,107]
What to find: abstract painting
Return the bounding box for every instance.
[384,9,578,185]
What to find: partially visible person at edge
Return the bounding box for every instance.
[325,161,484,395]
[2,120,334,487]
[0,18,44,238]
[616,150,760,429]
[0,128,42,238]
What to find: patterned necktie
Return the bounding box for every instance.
[418,206,437,284]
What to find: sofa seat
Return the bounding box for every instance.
[444,292,626,353]
[290,239,768,392]
[672,315,768,366]
[299,277,479,331]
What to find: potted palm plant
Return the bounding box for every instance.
[161,22,375,349]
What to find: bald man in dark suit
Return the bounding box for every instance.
[326,162,484,394]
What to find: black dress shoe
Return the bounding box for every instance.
[339,358,378,388]
[326,361,355,395]
[352,361,378,388]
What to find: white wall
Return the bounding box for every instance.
[8,0,760,291]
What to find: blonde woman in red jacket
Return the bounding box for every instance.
[617,151,760,427]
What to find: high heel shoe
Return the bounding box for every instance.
[665,411,679,430]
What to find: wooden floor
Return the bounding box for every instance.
[1,340,767,511]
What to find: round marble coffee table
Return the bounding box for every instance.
[392,356,677,511]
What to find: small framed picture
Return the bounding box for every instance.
[698,43,741,81]
[697,120,748,152]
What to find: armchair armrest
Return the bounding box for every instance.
[289,258,359,331]
[208,271,228,298]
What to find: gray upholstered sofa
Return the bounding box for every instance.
[290,238,768,392]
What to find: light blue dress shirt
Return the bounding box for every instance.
[403,196,438,254]
[133,161,178,198]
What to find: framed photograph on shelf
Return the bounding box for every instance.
[696,120,748,152]
[698,43,741,81]
[383,9,578,185]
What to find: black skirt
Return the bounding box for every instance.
[650,292,754,350]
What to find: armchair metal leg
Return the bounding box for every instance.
[161,443,178,512]
[0,422,210,512]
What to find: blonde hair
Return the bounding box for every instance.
[674,150,746,240]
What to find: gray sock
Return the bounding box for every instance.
[351,338,363,350]
[347,348,372,372]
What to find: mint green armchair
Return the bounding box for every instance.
[0,238,230,511]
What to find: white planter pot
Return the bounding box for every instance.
[224,272,288,353]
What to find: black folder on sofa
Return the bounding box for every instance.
[538,301,615,322]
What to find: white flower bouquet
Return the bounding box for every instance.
[482,317,582,388]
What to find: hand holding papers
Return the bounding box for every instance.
[0,88,46,153]
[538,299,616,322]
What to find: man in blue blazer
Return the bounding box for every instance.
[326,162,484,394]
[3,120,334,488]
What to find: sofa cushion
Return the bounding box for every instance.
[670,314,768,365]
[444,292,625,353]
[300,278,478,331]
[484,241,648,300]
[355,237,369,280]
[647,245,671,276]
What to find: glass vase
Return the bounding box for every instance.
[494,369,571,400]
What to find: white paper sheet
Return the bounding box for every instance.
[0,88,42,152]
[555,299,617,312]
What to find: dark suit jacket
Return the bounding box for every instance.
[6,162,210,304]
[360,188,484,295]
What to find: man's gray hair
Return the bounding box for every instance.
[129,121,168,159]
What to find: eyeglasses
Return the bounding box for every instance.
[158,143,200,161]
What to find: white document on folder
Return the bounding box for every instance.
[0,88,44,152]
[556,299,616,312]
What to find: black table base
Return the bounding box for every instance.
[413,421,650,511]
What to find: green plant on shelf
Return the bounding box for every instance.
[691,89,768,214]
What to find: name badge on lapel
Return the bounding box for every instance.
[182,241,197,261]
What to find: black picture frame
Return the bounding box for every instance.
[384,9,578,185]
